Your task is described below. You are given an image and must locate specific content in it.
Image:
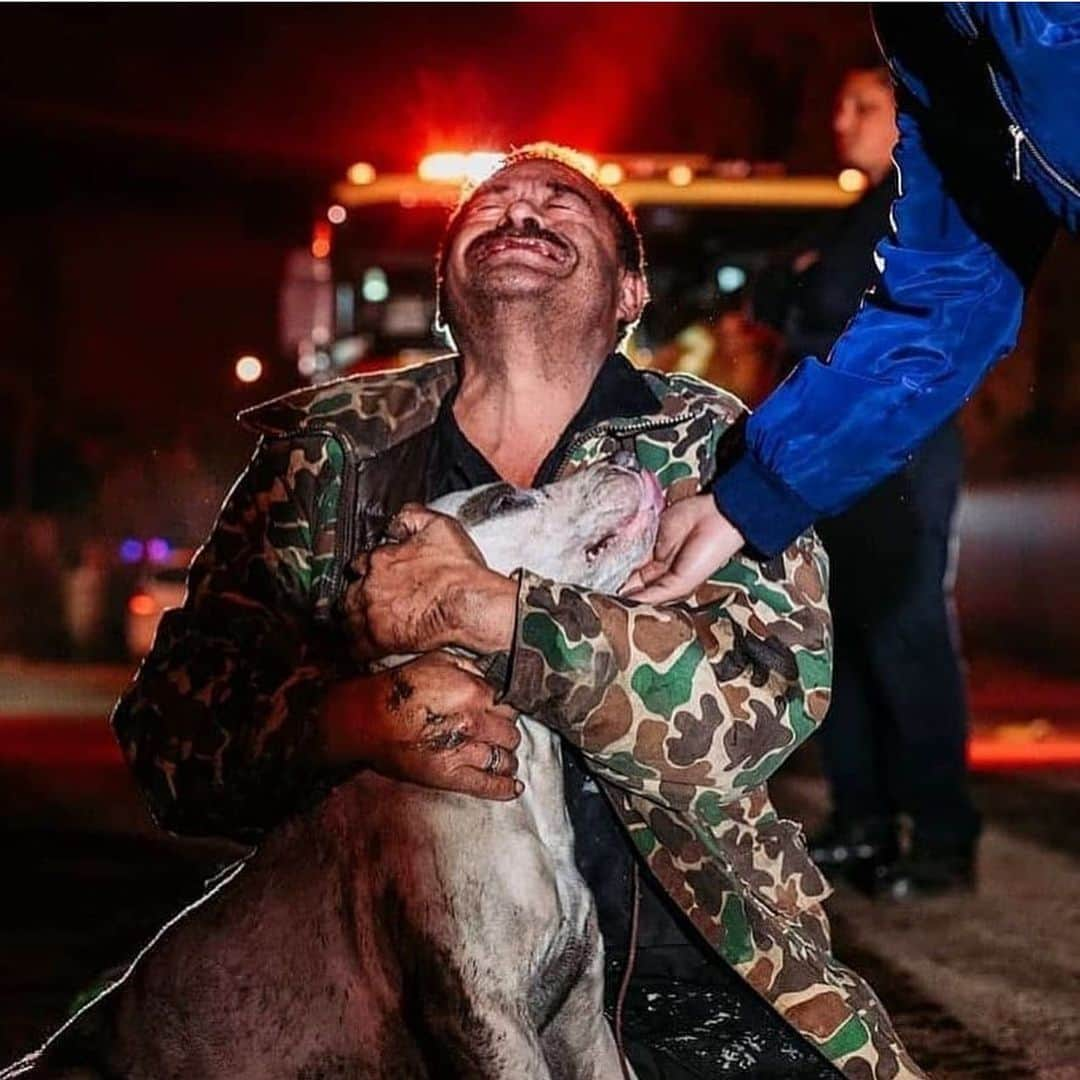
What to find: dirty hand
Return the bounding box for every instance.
[343,504,518,660]
[320,651,523,801]
[621,493,744,603]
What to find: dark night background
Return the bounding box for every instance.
[1,3,880,477]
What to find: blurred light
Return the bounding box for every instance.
[335,282,355,331]
[119,539,144,564]
[346,161,376,185]
[714,159,753,179]
[145,537,172,564]
[235,355,263,383]
[311,221,332,259]
[597,162,625,186]
[418,151,504,184]
[362,267,390,303]
[969,735,1080,770]
[667,163,694,187]
[327,204,347,225]
[716,265,747,293]
[128,593,157,617]
[297,350,318,378]
[838,168,868,193]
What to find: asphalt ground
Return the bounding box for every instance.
[2,658,1080,1078]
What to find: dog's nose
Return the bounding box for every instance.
[610,450,640,473]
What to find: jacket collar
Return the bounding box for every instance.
[239,354,727,459]
[238,355,459,459]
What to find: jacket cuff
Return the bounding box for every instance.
[711,450,817,559]
[495,569,568,719]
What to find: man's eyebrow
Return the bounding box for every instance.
[546,181,591,205]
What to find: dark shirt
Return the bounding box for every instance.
[425,352,659,499]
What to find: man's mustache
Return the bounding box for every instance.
[466,221,571,261]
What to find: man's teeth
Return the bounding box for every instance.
[483,237,560,260]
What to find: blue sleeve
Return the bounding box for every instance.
[712,105,1031,556]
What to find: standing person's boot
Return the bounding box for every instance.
[808,816,900,894]
[874,838,977,900]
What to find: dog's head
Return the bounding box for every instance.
[429,451,663,593]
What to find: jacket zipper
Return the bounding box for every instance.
[926,7,1076,199]
[953,3,978,39]
[987,65,1080,198]
[552,407,696,482]
[1009,124,1025,182]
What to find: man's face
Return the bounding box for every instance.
[442,159,642,337]
[833,71,898,180]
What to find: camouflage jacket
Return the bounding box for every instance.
[112,356,923,1079]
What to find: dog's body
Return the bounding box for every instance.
[12,454,661,1080]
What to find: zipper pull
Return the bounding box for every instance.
[1009,124,1025,182]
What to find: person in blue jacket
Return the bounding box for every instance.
[750,62,980,899]
[626,3,1078,600]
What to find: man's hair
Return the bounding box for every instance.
[434,142,645,337]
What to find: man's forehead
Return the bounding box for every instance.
[470,159,599,202]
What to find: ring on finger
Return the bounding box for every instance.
[485,744,502,774]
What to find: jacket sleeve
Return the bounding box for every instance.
[110,435,347,842]
[712,98,1056,556]
[498,528,831,813]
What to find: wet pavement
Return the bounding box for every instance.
[2,658,1080,1077]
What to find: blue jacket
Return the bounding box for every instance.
[712,2,1080,556]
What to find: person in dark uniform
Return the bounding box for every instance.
[753,66,980,899]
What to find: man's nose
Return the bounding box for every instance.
[501,198,544,231]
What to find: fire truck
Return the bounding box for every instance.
[279,151,859,402]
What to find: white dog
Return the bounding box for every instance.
[7,453,661,1080]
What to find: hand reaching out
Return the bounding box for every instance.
[621,493,745,603]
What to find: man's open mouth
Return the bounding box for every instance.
[470,231,571,266]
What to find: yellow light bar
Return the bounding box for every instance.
[418,151,504,185]
[334,174,859,211]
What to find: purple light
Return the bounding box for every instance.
[146,537,172,564]
[119,539,144,564]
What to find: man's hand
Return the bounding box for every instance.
[319,651,523,801]
[343,504,518,660]
[621,493,745,603]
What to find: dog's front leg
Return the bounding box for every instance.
[539,936,636,1080]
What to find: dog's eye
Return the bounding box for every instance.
[488,488,535,516]
[585,533,616,563]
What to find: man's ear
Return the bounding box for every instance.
[616,270,649,327]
